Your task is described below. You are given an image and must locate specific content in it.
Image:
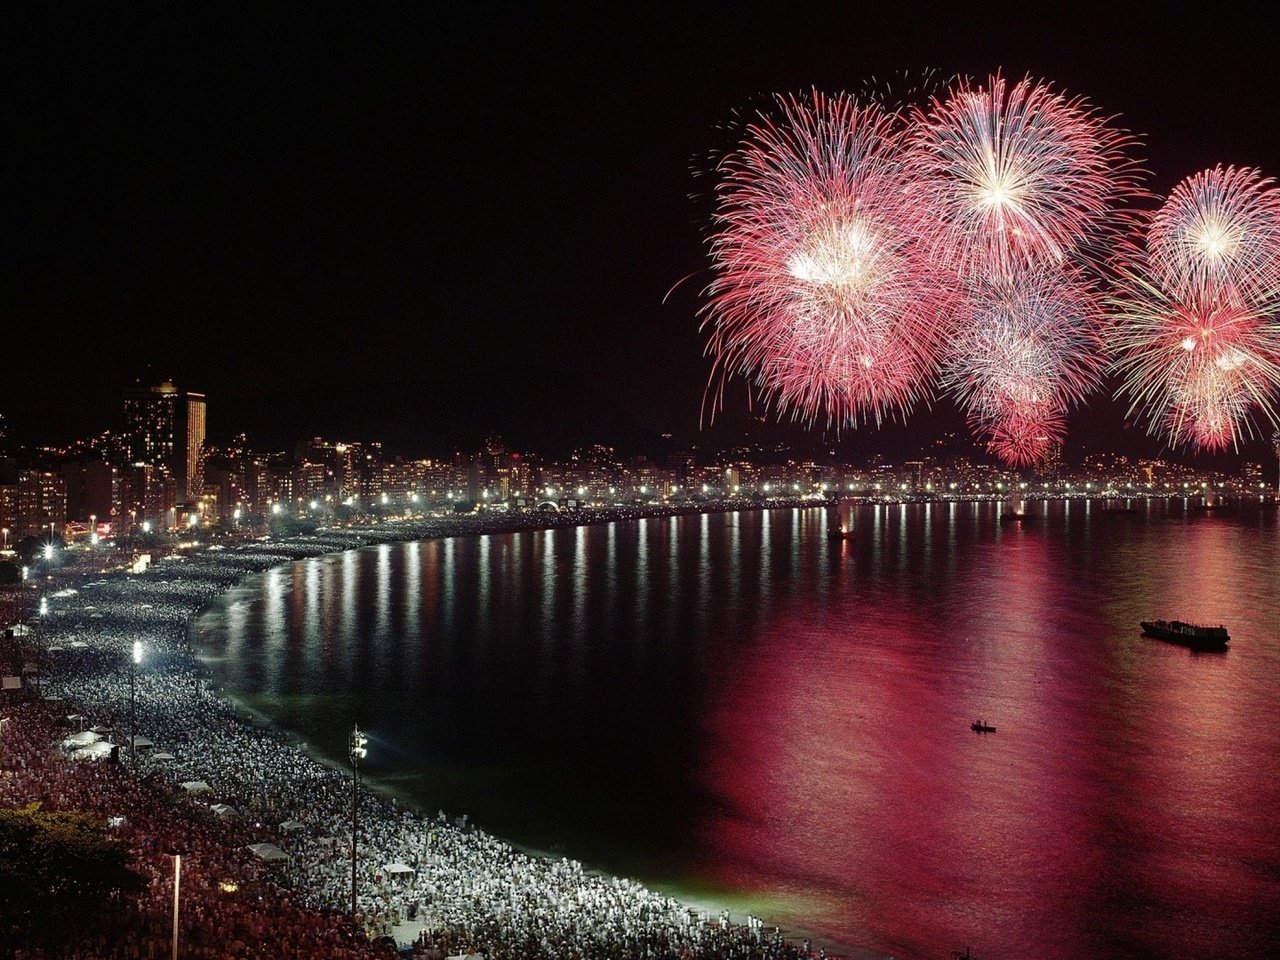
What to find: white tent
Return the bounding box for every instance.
[65,730,102,746]
[90,725,113,734]
[181,781,212,794]
[247,843,289,862]
[72,742,115,761]
[279,820,306,833]
[210,803,239,818]
[152,752,176,762]
[383,863,415,876]
[130,735,154,750]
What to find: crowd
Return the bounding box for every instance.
[2,506,838,960]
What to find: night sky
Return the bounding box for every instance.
[7,3,1280,462]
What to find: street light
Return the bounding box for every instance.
[349,725,368,919]
[130,641,143,771]
[171,852,182,960]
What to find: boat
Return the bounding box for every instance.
[826,500,856,541]
[998,511,1032,524]
[970,720,996,733]
[1140,619,1229,649]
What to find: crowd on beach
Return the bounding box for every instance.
[2,507,833,960]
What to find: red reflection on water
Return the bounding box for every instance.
[696,508,1280,960]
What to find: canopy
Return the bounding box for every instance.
[130,735,154,749]
[383,863,415,875]
[152,752,176,761]
[90,725,113,734]
[279,820,306,833]
[65,731,101,745]
[247,843,289,862]
[72,742,115,761]
[210,803,239,818]
[181,781,212,794]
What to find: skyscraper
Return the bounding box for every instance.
[122,380,207,503]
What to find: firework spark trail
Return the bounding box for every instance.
[702,91,960,428]
[1110,272,1280,450]
[1146,165,1280,300]
[905,74,1138,463]
[940,269,1108,464]
[909,74,1144,280]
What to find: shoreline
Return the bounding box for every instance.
[18,501,890,960]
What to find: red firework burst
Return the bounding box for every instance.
[909,74,1143,280]
[1146,165,1280,300]
[702,91,960,428]
[941,268,1107,465]
[1111,273,1280,452]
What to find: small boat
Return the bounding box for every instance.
[970,720,996,733]
[1140,619,1229,649]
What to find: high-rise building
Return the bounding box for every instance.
[61,461,116,523]
[122,380,206,503]
[17,470,67,539]
[116,463,177,531]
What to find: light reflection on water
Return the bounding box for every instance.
[194,502,1280,959]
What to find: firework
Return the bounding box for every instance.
[1146,165,1280,299]
[1110,273,1280,450]
[941,269,1107,464]
[986,403,1067,466]
[909,74,1142,279]
[702,91,959,428]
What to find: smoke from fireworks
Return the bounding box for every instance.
[702,91,959,428]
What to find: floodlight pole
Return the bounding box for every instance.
[172,853,181,960]
[349,725,367,921]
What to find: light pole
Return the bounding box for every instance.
[349,725,368,920]
[130,641,142,770]
[171,852,181,960]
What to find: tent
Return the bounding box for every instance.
[181,781,212,794]
[210,803,239,818]
[152,752,176,762]
[72,742,115,761]
[383,863,415,876]
[90,725,113,734]
[65,730,102,746]
[279,820,306,833]
[247,843,289,862]
[130,735,154,750]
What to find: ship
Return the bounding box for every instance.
[826,499,856,540]
[1140,619,1229,649]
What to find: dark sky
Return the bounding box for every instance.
[6,3,1280,462]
